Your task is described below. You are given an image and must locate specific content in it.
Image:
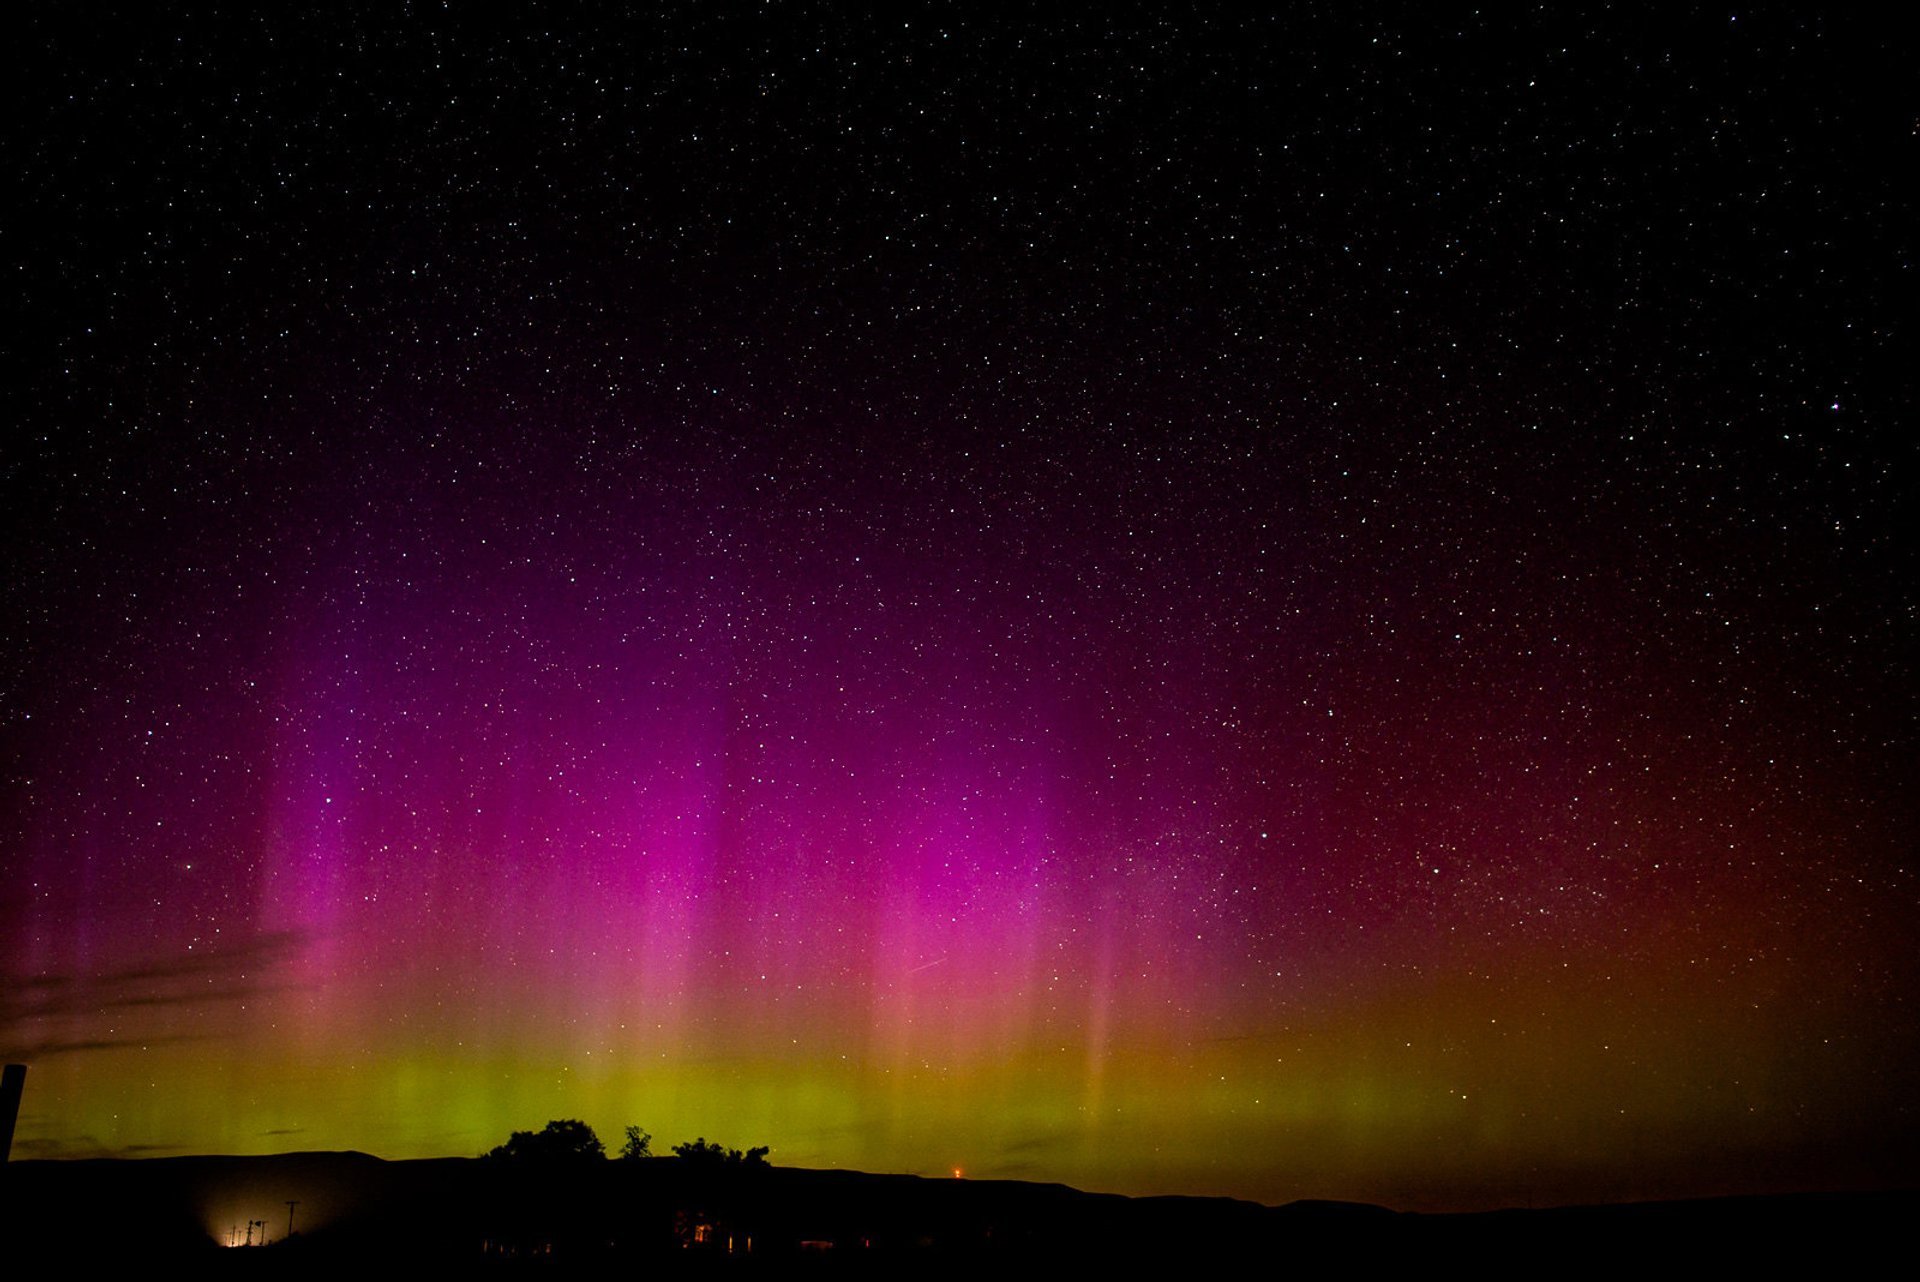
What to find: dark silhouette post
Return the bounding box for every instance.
[0,1064,25,1162]
[286,1199,300,1238]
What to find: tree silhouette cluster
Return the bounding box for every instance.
[485,1119,605,1164]
[672,1137,770,1167]
[486,1120,765,1167]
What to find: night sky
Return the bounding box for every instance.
[3,5,1913,1211]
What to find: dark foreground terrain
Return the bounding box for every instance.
[1,1152,1910,1271]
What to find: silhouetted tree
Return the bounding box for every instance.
[673,1137,728,1164]
[486,1118,605,1164]
[620,1125,652,1160]
[671,1137,769,1166]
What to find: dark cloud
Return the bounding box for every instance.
[13,1134,189,1159]
[998,1130,1075,1157]
[0,1033,212,1060]
[0,932,309,1060]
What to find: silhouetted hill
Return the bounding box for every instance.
[1,1152,1910,1271]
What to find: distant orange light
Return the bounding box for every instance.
[953,1167,963,1179]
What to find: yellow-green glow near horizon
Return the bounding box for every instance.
[12,906,1909,1209]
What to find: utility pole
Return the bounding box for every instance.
[0,1064,26,1163]
[286,1199,300,1239]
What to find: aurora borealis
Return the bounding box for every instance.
[3,6,1913,1211]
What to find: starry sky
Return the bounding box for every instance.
[2,5,1913,1211]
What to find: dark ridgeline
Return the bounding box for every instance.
[0,1150,1911,1270]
